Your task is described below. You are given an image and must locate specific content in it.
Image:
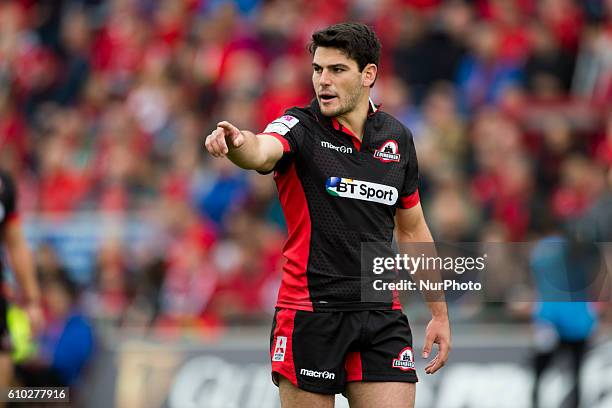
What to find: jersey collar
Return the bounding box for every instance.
[311,98,380,150]
[368,97,380,115]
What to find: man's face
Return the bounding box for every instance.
[312,47,365,117]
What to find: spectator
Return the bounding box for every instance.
[83,239,132,326]
[524,23,575,97]
[456,22,523,113]
[15,273,94,387]
[529,215,598,408]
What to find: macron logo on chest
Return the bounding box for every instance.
[320,140,353,154]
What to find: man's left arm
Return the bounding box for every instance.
[2,218,44,335]
[395,203,451,374]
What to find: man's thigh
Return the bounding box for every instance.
[344,382,415,408]
[279,376,335,408]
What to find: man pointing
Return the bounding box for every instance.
[205,22,450,408]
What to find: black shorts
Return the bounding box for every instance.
[270,308,418,395]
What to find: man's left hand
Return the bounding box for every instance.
[422,316,451,374]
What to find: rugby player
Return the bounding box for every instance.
[0,170,43,395]
[205,22,451,408]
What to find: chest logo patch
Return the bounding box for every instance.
[325,177,398,205]
[374,140,400,163]
[263,115,299,136]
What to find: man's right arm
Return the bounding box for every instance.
[204,121,284,173]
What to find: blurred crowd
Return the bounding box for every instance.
[0,0,611,334]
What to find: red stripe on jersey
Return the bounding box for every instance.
[399,190,420,209]
[271,309,298,385]
[258,132,291,153]
[392,289,402,310]
[345,351,363,381]
[331,118,361,151]
[275,162,313,311]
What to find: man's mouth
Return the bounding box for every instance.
[319,93,337,102]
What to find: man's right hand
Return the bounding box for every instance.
[203,121,284,171]
[205,121,245,158]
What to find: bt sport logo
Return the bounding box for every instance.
[325,177,398,206]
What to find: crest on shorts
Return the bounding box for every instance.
[392,347,415,371]
[272,336,287,362]
[374,140,400,163]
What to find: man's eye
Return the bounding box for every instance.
[334,68,344,73]
[314,67,322,73]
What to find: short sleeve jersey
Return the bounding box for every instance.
[260,99,420,312]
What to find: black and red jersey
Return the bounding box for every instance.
[259,99,420,312]
[0,170,17,235]
[0,170,18,282]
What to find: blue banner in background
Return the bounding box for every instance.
[20,214,160,284]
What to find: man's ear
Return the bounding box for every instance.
[362,63,378,87]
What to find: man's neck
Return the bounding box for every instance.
[335,96,371,141]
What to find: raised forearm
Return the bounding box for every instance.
[226,130,275,171]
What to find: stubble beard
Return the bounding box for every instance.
[321,85,363,118]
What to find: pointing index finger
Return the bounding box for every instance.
[217,121,237,133]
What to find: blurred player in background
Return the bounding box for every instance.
[0,170,43,395]
[206,23,450,408]
[529,212,599,408]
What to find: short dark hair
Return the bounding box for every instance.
[309,22,381,73]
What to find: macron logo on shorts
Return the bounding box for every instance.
[264,115,299,136]
[273,336,287,362]
[300,369,336,380]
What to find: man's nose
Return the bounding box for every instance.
[319,69,332,86]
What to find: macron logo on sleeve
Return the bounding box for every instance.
[264,115,299,136]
